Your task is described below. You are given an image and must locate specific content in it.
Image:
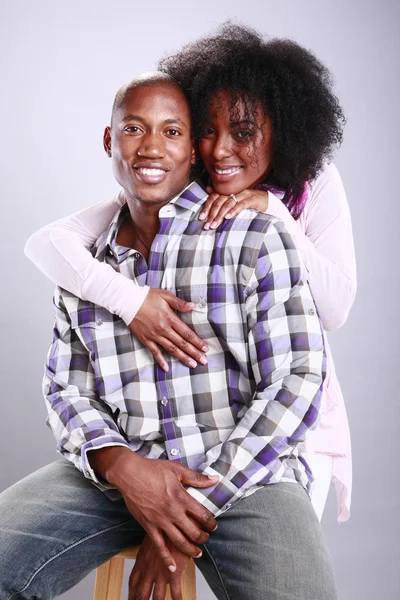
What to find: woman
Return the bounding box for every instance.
[24,23,356,522]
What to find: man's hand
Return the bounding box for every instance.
[89,447,218,571]
[129,289,209,372]
[129,535,191,600]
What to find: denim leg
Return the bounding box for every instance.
[196,482,338,600]
[0,460,144,600]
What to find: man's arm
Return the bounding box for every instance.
[43,288,218,568]
[186,218,325,516]
[43,287,130,481]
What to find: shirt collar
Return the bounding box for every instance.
[94,179,208,261]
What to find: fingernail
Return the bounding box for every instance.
[196,551,203,558]
[212,524,218,531]
[189,360,197,368]
[210,221,218,229]
[225,213,232,219]
[199,212,206,220]
[168,565,177,572]
[201,345,209,352]
[199,356,208,365]
[204,223,210,230]
[162,364,169,373]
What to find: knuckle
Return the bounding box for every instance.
[184,329,195,341]
[157,321,167,333]
[194,528,208,543]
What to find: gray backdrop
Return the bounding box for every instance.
[1,1,399,598]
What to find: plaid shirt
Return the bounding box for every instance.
[43,180,325,516]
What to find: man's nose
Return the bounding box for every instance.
[137,133,166,158]
[211,134,233,160]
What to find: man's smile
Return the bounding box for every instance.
[133,161,170,185]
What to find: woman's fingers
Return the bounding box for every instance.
[129,290,208,369]
[198,192,221,221]
[203,195,233,229]
[155,333,208,369]
[200,189,270,230]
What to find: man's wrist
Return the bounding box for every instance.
[88,445,142,489]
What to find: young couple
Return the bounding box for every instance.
[1,23,355,600]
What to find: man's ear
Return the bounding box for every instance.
[103,127,112,157]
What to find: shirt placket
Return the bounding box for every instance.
[148,207,182,462]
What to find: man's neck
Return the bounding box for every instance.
[116,195,167,257]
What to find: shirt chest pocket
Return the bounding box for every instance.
[176,284,242,341]
[69,307,129,355]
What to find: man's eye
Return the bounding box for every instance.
[167,129,181,136]
[123,126,140,133]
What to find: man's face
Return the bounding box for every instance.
[104,83,195,205]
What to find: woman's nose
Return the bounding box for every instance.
[211,134,233,160]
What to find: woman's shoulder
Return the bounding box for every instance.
[304,162,347,219]
[308,162,343,195]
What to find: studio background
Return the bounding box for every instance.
[1,1,399,598]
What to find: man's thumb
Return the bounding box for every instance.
[180,467,219,488]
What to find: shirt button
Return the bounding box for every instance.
[198,298,207,309]
[161,397,168,406]
[134,253,141,259]
[225,503,232,510]
[170,448,179,456]
[308,309,315,315]
[96,319,103,326]
[108,249,113,256]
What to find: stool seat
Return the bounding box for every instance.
[93,546,196,600]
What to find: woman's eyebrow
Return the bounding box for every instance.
[229,119,254,127]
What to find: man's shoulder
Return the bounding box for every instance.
[218,209,294,247]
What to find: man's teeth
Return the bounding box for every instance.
[215,167,242,175]
[138,168,165,175]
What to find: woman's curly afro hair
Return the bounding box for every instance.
[159,22,345,218]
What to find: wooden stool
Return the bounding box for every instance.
[93,546,196,600]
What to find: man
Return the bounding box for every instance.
[0,73,336,600]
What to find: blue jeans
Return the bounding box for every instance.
[0,460,337,600]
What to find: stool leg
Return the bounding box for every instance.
[181,559,196,599]
[93,556,125,600]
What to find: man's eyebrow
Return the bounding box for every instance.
[121,115,188,128]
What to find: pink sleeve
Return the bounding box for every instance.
[266,163,357,331]
[24,191,149,325]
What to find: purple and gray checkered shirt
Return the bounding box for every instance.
[43,180,325,516]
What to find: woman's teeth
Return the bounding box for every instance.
[215,167,242,175]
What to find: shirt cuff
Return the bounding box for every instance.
[185,466,239,517]
[81,435,131,489]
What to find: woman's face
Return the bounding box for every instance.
[198,90,273,195]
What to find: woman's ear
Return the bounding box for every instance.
[191,144,197,165]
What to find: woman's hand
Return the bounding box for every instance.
[129,289,208,372]
[199,187,269,230]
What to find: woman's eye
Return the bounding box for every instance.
[201,126,216,137]
[235,129,254,140]
[167,129,181,136]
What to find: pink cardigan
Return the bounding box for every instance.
[24,162,356,522]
